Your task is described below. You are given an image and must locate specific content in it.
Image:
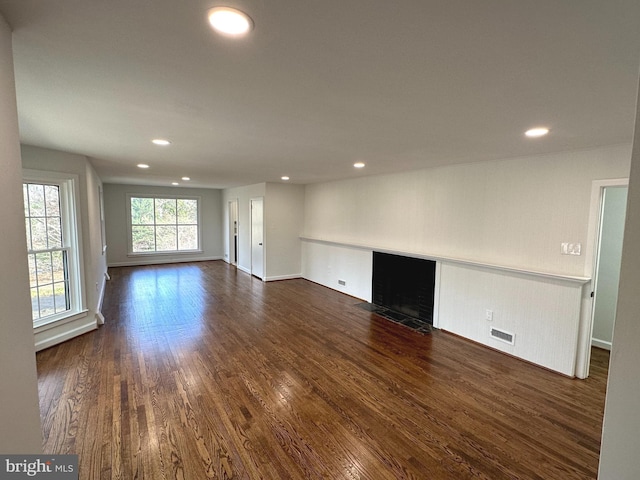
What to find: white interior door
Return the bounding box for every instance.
[251,197,264,279]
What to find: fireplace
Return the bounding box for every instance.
[372,252,436,324]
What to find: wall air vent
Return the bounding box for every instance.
[490,327,515,345]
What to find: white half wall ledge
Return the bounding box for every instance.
[438,261,583,377]
[300,236,591,285]
[301,236,588,377]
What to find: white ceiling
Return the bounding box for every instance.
[1,0,640,189]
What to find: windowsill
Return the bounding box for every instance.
[33,309,90,333]
[127,250,203,257]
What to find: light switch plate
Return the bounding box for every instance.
[561,242,582,255]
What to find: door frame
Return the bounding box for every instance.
[576,178,628,378]
[250,196,265,280]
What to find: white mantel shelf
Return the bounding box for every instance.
[300,236,591,285]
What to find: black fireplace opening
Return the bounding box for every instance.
[372,252,436,325]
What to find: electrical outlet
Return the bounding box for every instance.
[338,279,346,286]
[485,309,493,321]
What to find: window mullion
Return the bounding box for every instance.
[26,185,33,252]
[154,198,158,251]
[27,246,70,255]
[33,252,40,319]
[174,198,178,250]
[63,249,70,311]
[43,186,49,250]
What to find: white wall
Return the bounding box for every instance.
[598,75,640,479]
[302,240,373,300]
[21,145,108,349]
[103,183,223,266]
[592,186,627,348]
[85,162,109,323]
[0,14,42,452]
[221,183,266,274]
[304,145,631,277]
[264,183,305,280]
[222,183,305,280]
[438,263,583,375]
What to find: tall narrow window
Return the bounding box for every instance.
[24,183,68,319]
[23,172,83,326]
[129,195,200,254]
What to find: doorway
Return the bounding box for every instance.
[591,186,628,350]
[250,197,264,280]
[578,178,628,378]
[228,199,238,266]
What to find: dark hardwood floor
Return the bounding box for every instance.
[36,261,609,479]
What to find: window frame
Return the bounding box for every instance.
[23,170,86,329]
[126,193,202,256]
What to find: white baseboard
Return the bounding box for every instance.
[108,256,223,267]
[592,338,612,350]
[35,317,97,352]
[237,265,251,275]
[265,273,302,282]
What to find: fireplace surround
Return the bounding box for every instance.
[372,252,436,325]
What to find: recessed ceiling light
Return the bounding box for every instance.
[152,138,171,146]
[354,162,366,168]
[525,127,550,138]
[181,177,190,181]
[208,7,253,36]
[281,176,290,181]
[137,163,150,169]
[171,182,179,186]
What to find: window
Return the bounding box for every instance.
[23,172,84,326]
[128,195,200,254]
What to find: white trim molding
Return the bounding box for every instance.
[592,338,612,351]
[34,312,95,352]
[264,274,302,282]
[23,169,87,330]
[108,255,223,268]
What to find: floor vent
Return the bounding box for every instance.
[490,327,515,345]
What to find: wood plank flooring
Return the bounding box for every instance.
[36,261,609,479]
